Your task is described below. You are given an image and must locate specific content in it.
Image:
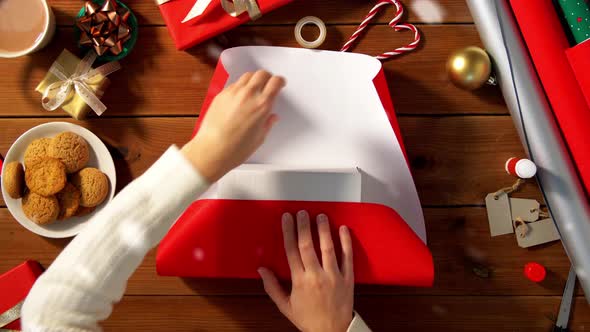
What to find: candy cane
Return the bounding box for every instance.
[375,23,420,60]
[341,0,421,61]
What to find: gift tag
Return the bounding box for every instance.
[486,192,514,236]
[510,198,540,222]
[516,218,560,248]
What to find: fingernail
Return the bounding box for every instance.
[297,210,307,218]
[340,225,348,233]
[257,267,264,275]
[282,213,291,222]
[317,214,328,223]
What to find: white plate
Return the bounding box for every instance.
[1,122,116,238]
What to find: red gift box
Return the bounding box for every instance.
[0,261,43,330]
[158,0,294,50]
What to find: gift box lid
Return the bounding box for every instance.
[158,0,295,50]
[0,261,43,328]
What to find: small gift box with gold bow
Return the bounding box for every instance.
[35,49,120,120]
[157,0,294,50]
[0,261,44,331]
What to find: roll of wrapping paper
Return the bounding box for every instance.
[566,40,590,107]
[556,0,590,44]
[511,0,590,195]
[466,0,590,303]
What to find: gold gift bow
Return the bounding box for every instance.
[42,52,121,116]
[0,300,22,330]
[156,0,261,22]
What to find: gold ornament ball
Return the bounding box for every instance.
[446,46,492,90]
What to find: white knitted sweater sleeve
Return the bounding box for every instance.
[22,146,209,332]
[20,145,372,332]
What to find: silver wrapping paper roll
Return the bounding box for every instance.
[467,0,590,301]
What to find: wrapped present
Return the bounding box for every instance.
[35,49,120,120]
[0,261,44,330]
[157,0,294,50]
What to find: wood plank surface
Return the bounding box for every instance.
[0,207,571,296]
[0,25,505,118]
[0,116,541,208]
[105,295,590,331]
[49,0,473,26]
[2,0,584,330]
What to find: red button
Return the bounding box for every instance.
[524,262,546,282]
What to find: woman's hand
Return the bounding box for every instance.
[258,211,355,332]
[182,70,285,182]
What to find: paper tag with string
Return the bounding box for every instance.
[510,198,539,222]
[485,192,514,236]
[485,178,527,236]
[515,218,560,248]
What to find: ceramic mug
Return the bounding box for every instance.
[0,0,56,58]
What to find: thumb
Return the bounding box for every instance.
[258,267,290,315]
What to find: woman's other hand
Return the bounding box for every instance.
[258,211,355,332]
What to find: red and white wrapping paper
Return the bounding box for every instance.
[158,0,294,50]
[157,46,434,287]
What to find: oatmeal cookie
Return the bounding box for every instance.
[2,161,25,199]
[71,167,109,207]
[56,183,81,220]
[22,192,59,225]
[24,138,52,168]
[25,157,67,196]
[48,132,89,173]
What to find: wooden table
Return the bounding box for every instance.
[1,0,588,330]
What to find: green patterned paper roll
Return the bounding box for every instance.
[558,0,590,44]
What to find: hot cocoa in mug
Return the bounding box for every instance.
[0,0,55,58]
